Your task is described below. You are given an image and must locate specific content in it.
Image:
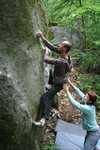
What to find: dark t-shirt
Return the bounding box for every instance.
[43,38,72,84]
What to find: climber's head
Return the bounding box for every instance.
[58,41,72,56]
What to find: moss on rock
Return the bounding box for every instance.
[0,0,48,149]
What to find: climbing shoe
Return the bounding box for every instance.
[32,118,46,127]
[51,109,61,118]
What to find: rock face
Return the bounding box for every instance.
[50,26,84,49]
[0,0,47,150]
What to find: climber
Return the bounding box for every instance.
[32,31,73,126]
[63,79,100,150]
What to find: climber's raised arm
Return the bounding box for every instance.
[36,31,59,53]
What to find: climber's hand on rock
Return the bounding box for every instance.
[36,31,43,38]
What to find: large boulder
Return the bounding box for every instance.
[50,26,84,49]
[0,0,47,149]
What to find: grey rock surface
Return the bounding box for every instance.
[50,26,84,49]
[0,0,47,149]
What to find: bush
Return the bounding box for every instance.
[71,49,100,74]
[81,50,100,73]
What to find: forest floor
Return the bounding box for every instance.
[40,68,100,150]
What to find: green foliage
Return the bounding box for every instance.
[77,73,100,110]
[43,0,100,49]
[80,50,100,72]
[71,49,83,63]
[71,49,100,73]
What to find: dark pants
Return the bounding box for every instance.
[83,129,100,150]
[39,83,63,120]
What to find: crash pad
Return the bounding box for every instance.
[55,119,86,150]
